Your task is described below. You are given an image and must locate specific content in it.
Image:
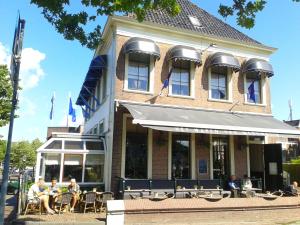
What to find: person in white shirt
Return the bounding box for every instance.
[28,178,54,214]
[242,175,253,190]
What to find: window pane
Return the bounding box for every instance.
[213,137,229,179]
[181,85,190,96]
[63,154,83,182]
[86,141,104,150]
[128,63,139,75]
[125,118,148,179]
[64,141,84,150]
[246,76,261,104]
[171,67,190,96]
[211,71,227,100]
[44,154,61,182]
[45,140,62,149]
[128,53,150,91]
[172,133,190,179]
[84,154,104,182]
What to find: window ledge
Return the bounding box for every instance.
[168,94,195,99]
[208,98,233,104]
[123,89,154,96]
[244,102,267,107]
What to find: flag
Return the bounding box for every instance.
[248,81,256,103]
[71,109,76,122]
[81,106,90,119]
[159,69,172,96]
[83,86,100,106]
[49,93,55,120]
[68,97,74,115]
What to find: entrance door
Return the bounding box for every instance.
[264,144,283,191]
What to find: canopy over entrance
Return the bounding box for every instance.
[121,102,300,137]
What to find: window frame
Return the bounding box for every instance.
[124,53,155,94]
[244,73,266,106]
[208,67,233,103]
[168,61,195,99]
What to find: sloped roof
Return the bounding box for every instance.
[127,0,263,46]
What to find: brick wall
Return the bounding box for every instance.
[234,136,248,179]
[152,130,168,179]
[115,35,272,115]
[195,134,210,179]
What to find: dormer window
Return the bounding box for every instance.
[171,60,190,96]
[128,53,150,91]
[188,15,202,28]
[210,67,228,100]
[123,37,160,94]
[166,45,201,98]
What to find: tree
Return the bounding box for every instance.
[10,139,43,170]
[31,0,299,50]
[0,140,6,163]
[0,65,13,127]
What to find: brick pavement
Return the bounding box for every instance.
[125,208,300,225]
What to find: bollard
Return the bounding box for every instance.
[106,200,124,225]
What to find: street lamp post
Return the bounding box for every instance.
[0,16,25,225]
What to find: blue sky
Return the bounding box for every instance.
[0,1,299,141]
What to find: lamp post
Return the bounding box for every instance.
[0,16,25,225]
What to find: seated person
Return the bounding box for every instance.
[228,175,239,198]
[242,175,253,190]
[228,175,239,190]
[28,178,54,214]
[48,177,61,209]
[290,181,300,196]
[68,178,80,212]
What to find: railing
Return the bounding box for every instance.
[118,178,222,199]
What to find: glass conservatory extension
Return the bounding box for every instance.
[35,133,105,186]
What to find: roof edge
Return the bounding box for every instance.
[110,15,277,54]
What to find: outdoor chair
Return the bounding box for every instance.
[54,193,73,214]
[24,196,42,215]
[97,192,114,212]
[80,192,97,213]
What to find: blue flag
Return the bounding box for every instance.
[49,94,54,120]
[68,98,74,115]
[248,81,256,103]
[81,106,90,119]
[159,69,172,95]
[72,109,76,122]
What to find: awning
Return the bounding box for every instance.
[123,37,160,60]
[206,52,240,72]
[167,45,202,66]
[243,58,274,77]
[76,55,106,105]
[121,102,300,137]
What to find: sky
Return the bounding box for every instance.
[0,0,300,142]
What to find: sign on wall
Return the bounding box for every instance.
[198,159,208,174]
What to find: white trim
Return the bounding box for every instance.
[147,128,153,179]
[112,16,275,57]
[246,136,250,177]
[59,153,64,183]
[35,153,41,182]
[168,61,195,98]
[121,114,129,178]
[191,133,196,179]
[168,132,172,179]
[244,73,266,106]
[208,67,232,102]
[123,54,154,94]
[209,134,213,179]
[82,153,86,183]
[229,135,235,176]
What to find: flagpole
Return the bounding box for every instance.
[67,92,71,127]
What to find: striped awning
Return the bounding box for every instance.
[167,45,202,66]
[243,58,274,77]
[206,52,240,72]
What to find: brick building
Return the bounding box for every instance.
[74,0,300,193]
